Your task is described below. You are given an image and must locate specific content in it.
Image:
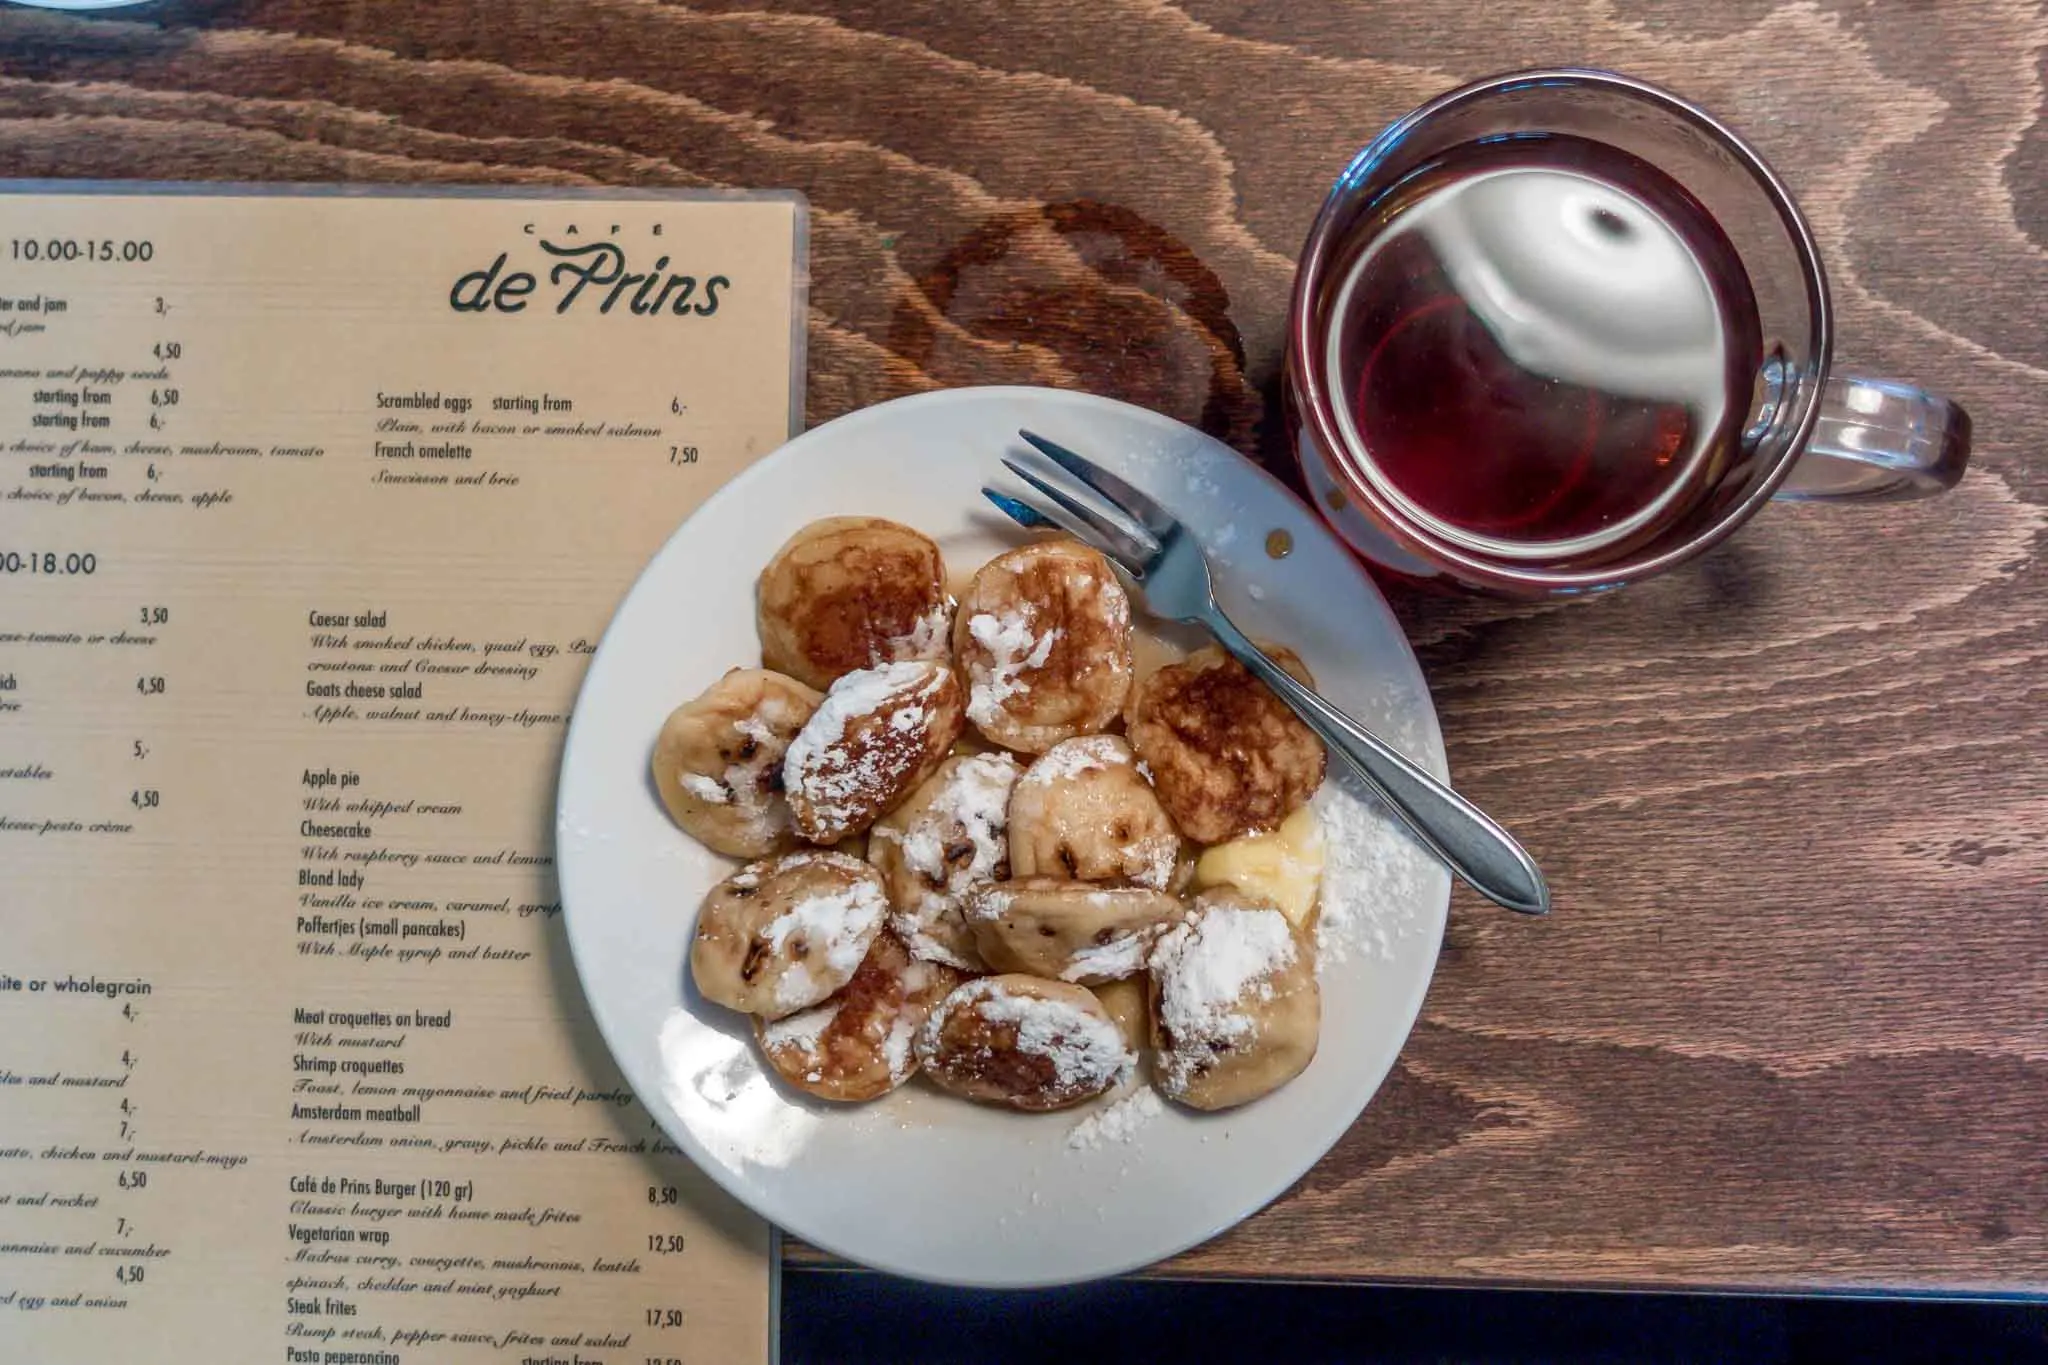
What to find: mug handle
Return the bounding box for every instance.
[1774,375,1971,501]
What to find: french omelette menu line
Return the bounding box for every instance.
[0,189,796,1365]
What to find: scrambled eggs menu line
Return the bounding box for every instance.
[0,188,798,1365]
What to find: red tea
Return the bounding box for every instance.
[1324,134,1763,560]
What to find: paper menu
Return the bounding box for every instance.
[0,186,802,1364]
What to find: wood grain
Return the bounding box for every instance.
[3,0,2042,1295]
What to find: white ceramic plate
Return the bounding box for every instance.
[558,386,1451,1287]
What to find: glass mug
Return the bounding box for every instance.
[1286,68,1972,597]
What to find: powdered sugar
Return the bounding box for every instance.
[885,597,954,662]
[788,661,937,759]
[762,849,838,872]
[1100,578,1132,629]
[882,1012,919,1083]
[881,752,1019,969]
[1065,1088,1163,1150]
[892,824,945,883]
[1313,780,1431,963]
[772,963,817,1011]
[668,701,800,836]
[717,764,788,846]
[965,611,1058,726]
[891,921,974,971]
[1149,904,1297,1055]
[678,771,729,804]
[1058,930,1151,983]
[1023,733,1125,784]
[963,981,1131,1092]
[761,1000,840,1053]
[1124,832,1181,894]
[723,700,807,837]
[960,882,1017,920]
[907,754,1016,885]
[760,877,887,1008]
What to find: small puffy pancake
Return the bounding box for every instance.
[868,752,1021,971]
[782,660,965,845]
[965,878,1183,985]
[758,516,953,691]
[651,668,822,858]
[1147,887,1319,1111]
[754,930,965,1102]
[690,851,888,1019]
[1007,735,1185,890]
[1127,643,1326,844]
[953,540,1134,753]
[916,975,1132,1112]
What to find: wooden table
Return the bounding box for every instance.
[6,0,2041,1297]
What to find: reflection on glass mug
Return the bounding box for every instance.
[1286,68,1971,598]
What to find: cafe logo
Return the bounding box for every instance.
[449,220,730,317]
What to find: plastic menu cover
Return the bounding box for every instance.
[0,183,806,1365]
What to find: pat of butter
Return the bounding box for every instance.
[1192,806,1324,926]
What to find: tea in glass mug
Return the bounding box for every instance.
[1287,69,1971,597]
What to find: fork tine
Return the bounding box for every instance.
[980,487,1057,531]
[985,483,1129,566]
[998,458,1150,572]
[1018,429,1178,538]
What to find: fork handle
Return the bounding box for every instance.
[1201,613,1551,915]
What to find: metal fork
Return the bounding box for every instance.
[985,430,1550,916]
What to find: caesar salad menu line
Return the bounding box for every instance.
[0,185,803,1365]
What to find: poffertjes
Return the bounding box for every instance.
[655,514,1341,1125]
[1127,643,1326,845]
[965,878,1181,985]
[916,974,1132,1112]
[754,930,965,1102]
[782,660,964,845]
[867,751,1020,971]
[1006,735,1185,890]
[1147,887,1320,1110]
[757,516,953,691]
[953,540,1133,753]
[651,668,820,858]
[690,851,888,1020]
